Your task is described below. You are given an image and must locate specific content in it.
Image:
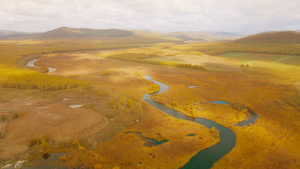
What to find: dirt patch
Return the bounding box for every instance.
[0,97,108,160]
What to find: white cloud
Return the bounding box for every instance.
[0,0,299,33]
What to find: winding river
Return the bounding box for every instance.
[143,75,256,169]
[26,59,56,73]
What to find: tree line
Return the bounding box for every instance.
[0,67,91,91]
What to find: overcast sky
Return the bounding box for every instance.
[0,0,299,33]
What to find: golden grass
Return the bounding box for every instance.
[92,102,220,169]
[1,37,299,168]
[11,51,221,168]
[0,39,172,91]
[0,67,91,90]
[141,65,300,169]
[221,53,300,83]
[50,51,299,168]
[233,31,300,44]
[100,47,205,70]
[169,42,300,55]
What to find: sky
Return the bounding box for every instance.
[0,0,299,34]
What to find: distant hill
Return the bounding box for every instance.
[131,30,242,42]
[43,27,133,38]
[166,31,242,42]
[0,27,134,40]
[131,30,181,41]
[0,30,25,37]
[2,27,240,42]
[233,31,300,44]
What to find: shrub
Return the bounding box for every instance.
[102,71,111,76]
[19,112,25,117]
[113,164,121,169]
[29,135,50,149]
[40,138,50,150]
[78,146,86,152]
[29,138,37,147]
[210,127,220,139]
[12,113,19,119]
[172,101,179,108]
[73,139,80,146]
[110,99,115,107]
[1,114,7,122]
[148,84,160,93]
[59,156,67,162]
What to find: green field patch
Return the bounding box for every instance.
[220,53,300,67]
[275,56,300,66]
[274,55,294,63]
[219,53,244,58]
[145,58,182,63]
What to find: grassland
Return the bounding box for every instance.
[0,38,220,168]
[233,31,300,44]
[141,65,300,169]
[99,47,205,70]
[169,42,300,55]
[96,41,299,168]
[220,53,300,82]
[0,38,177,91]
[0,33,299,169]
[28,47,300,168]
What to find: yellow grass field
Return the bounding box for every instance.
[0,38,299,168]
[0,39,220,168]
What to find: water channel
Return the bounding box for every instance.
[143,75,257,168]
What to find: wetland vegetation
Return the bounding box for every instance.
[0,28,299,169]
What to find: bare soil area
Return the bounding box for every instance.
[0,88,112,162]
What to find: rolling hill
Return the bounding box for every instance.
[233,31,300,44]
[131,30,242,42]
[3,27,241,42]
[166,31,242,41]
[0,27,134,40]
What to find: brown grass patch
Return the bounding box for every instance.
[0,89,109,160]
